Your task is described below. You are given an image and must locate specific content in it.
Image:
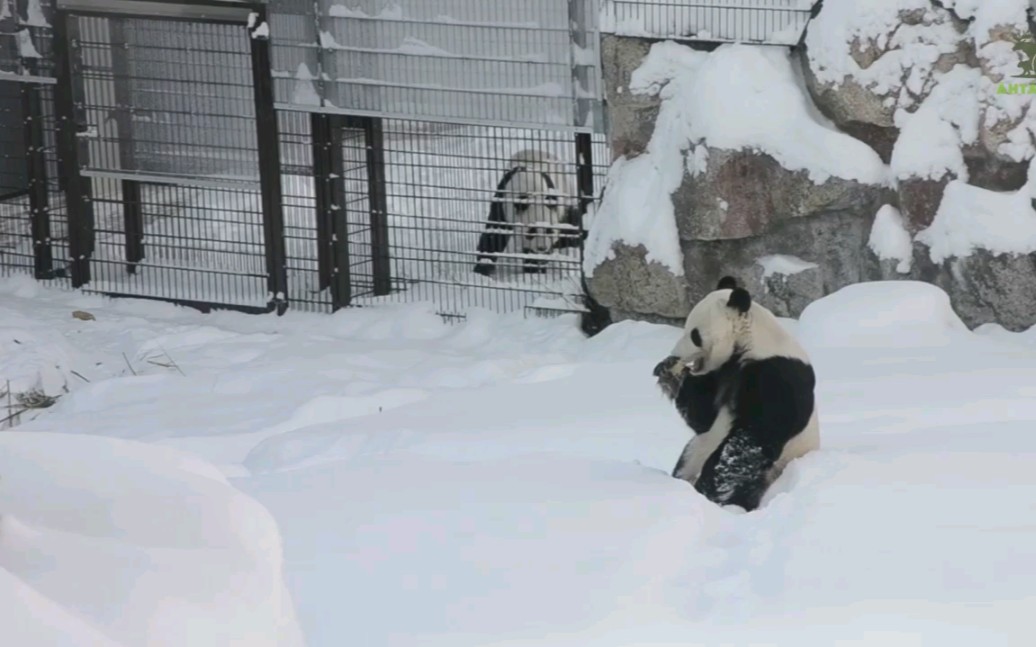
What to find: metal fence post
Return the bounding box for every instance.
[22,75,53,279]
[348,115,391,296]
[52,10,94,288]
[108,16,144,274]
[249,8,289,315]
[311,112,351,310]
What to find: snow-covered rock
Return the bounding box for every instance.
[588,40,888,321]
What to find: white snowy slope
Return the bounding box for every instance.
[0,426,304,646]
[1,273,1035,646]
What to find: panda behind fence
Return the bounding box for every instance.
[472,149,585,277]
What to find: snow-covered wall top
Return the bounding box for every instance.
[269,0,606,131]
[600,0,816,46]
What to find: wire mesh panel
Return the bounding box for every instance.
[269,0,605,132]
[0,82,67,280]
[601,0,816,45]
[332,117,609,318]
[0,0,66,282]
[59,11,279,310]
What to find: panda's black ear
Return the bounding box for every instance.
[716,276,738,291]
[727,287,751,314]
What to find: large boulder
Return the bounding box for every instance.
[586,242,690,324]
[586,40,890,323]
[916,250,1036,331]
[674,147,889,241]
[679,207,880,318]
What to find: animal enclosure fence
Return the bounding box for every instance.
[0,0,609,321]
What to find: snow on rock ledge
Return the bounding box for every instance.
[0,432,304,647]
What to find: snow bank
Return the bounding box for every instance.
[868,204,914,273]
[797,280,969,348]
[915,175,1036,263]
[4,276,1036,645]
[0,432,303,647]
[585,41,887,277]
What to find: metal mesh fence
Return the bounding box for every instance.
[3,1,613,320]
[269,0,605,132]
[335,118,609,318]
[601,0,816,45]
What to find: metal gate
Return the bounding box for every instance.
[267,0,609,320]
[53,0,288,313]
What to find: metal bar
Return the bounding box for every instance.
[55,0,259,23]
[87,291,275,315]
[22,76,53,279]
[109,16,145,274]
[354,115,391,297]
[310,112,333,290]
[53,11,94,287]
[310,112,351,309]
[568,0,592,129]
[78,168,260,190]
[250,7,289,315]
[0,73,58,85]
[274,103,601,135]
[121,180,145,272]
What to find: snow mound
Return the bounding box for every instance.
[915,175,1036,263]
[0,432,303,647]
[868,204,914,273]
[0,307,92,398]
[585,41,887,277]
[797,281,969,348]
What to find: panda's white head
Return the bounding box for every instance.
[497,166,563,255]
[656,275,808,381]
[666,276,751,376]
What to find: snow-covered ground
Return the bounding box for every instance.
[2,274,1035,645]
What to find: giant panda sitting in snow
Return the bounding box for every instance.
[653,276,820,512]
[473,149,583,276]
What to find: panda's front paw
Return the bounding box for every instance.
[654,356,684,400]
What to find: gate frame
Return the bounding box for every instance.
[51,0,290,315]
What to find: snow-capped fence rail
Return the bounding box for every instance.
[0,0,610,323]
[601,0,820,46]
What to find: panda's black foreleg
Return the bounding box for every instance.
[552,206,586,251]
[474,218,513,276]
[522,256,549,274]
[693,429,779,512]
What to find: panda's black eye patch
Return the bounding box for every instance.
[690,328,702,347]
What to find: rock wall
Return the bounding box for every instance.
[587,1,1036,333]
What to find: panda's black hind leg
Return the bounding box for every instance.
[693,429,779,512]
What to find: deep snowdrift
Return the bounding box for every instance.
[0,430,303,646]
[2,275,1035,645]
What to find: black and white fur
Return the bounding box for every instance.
[653,276,820,512]
[473,150,583,276]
